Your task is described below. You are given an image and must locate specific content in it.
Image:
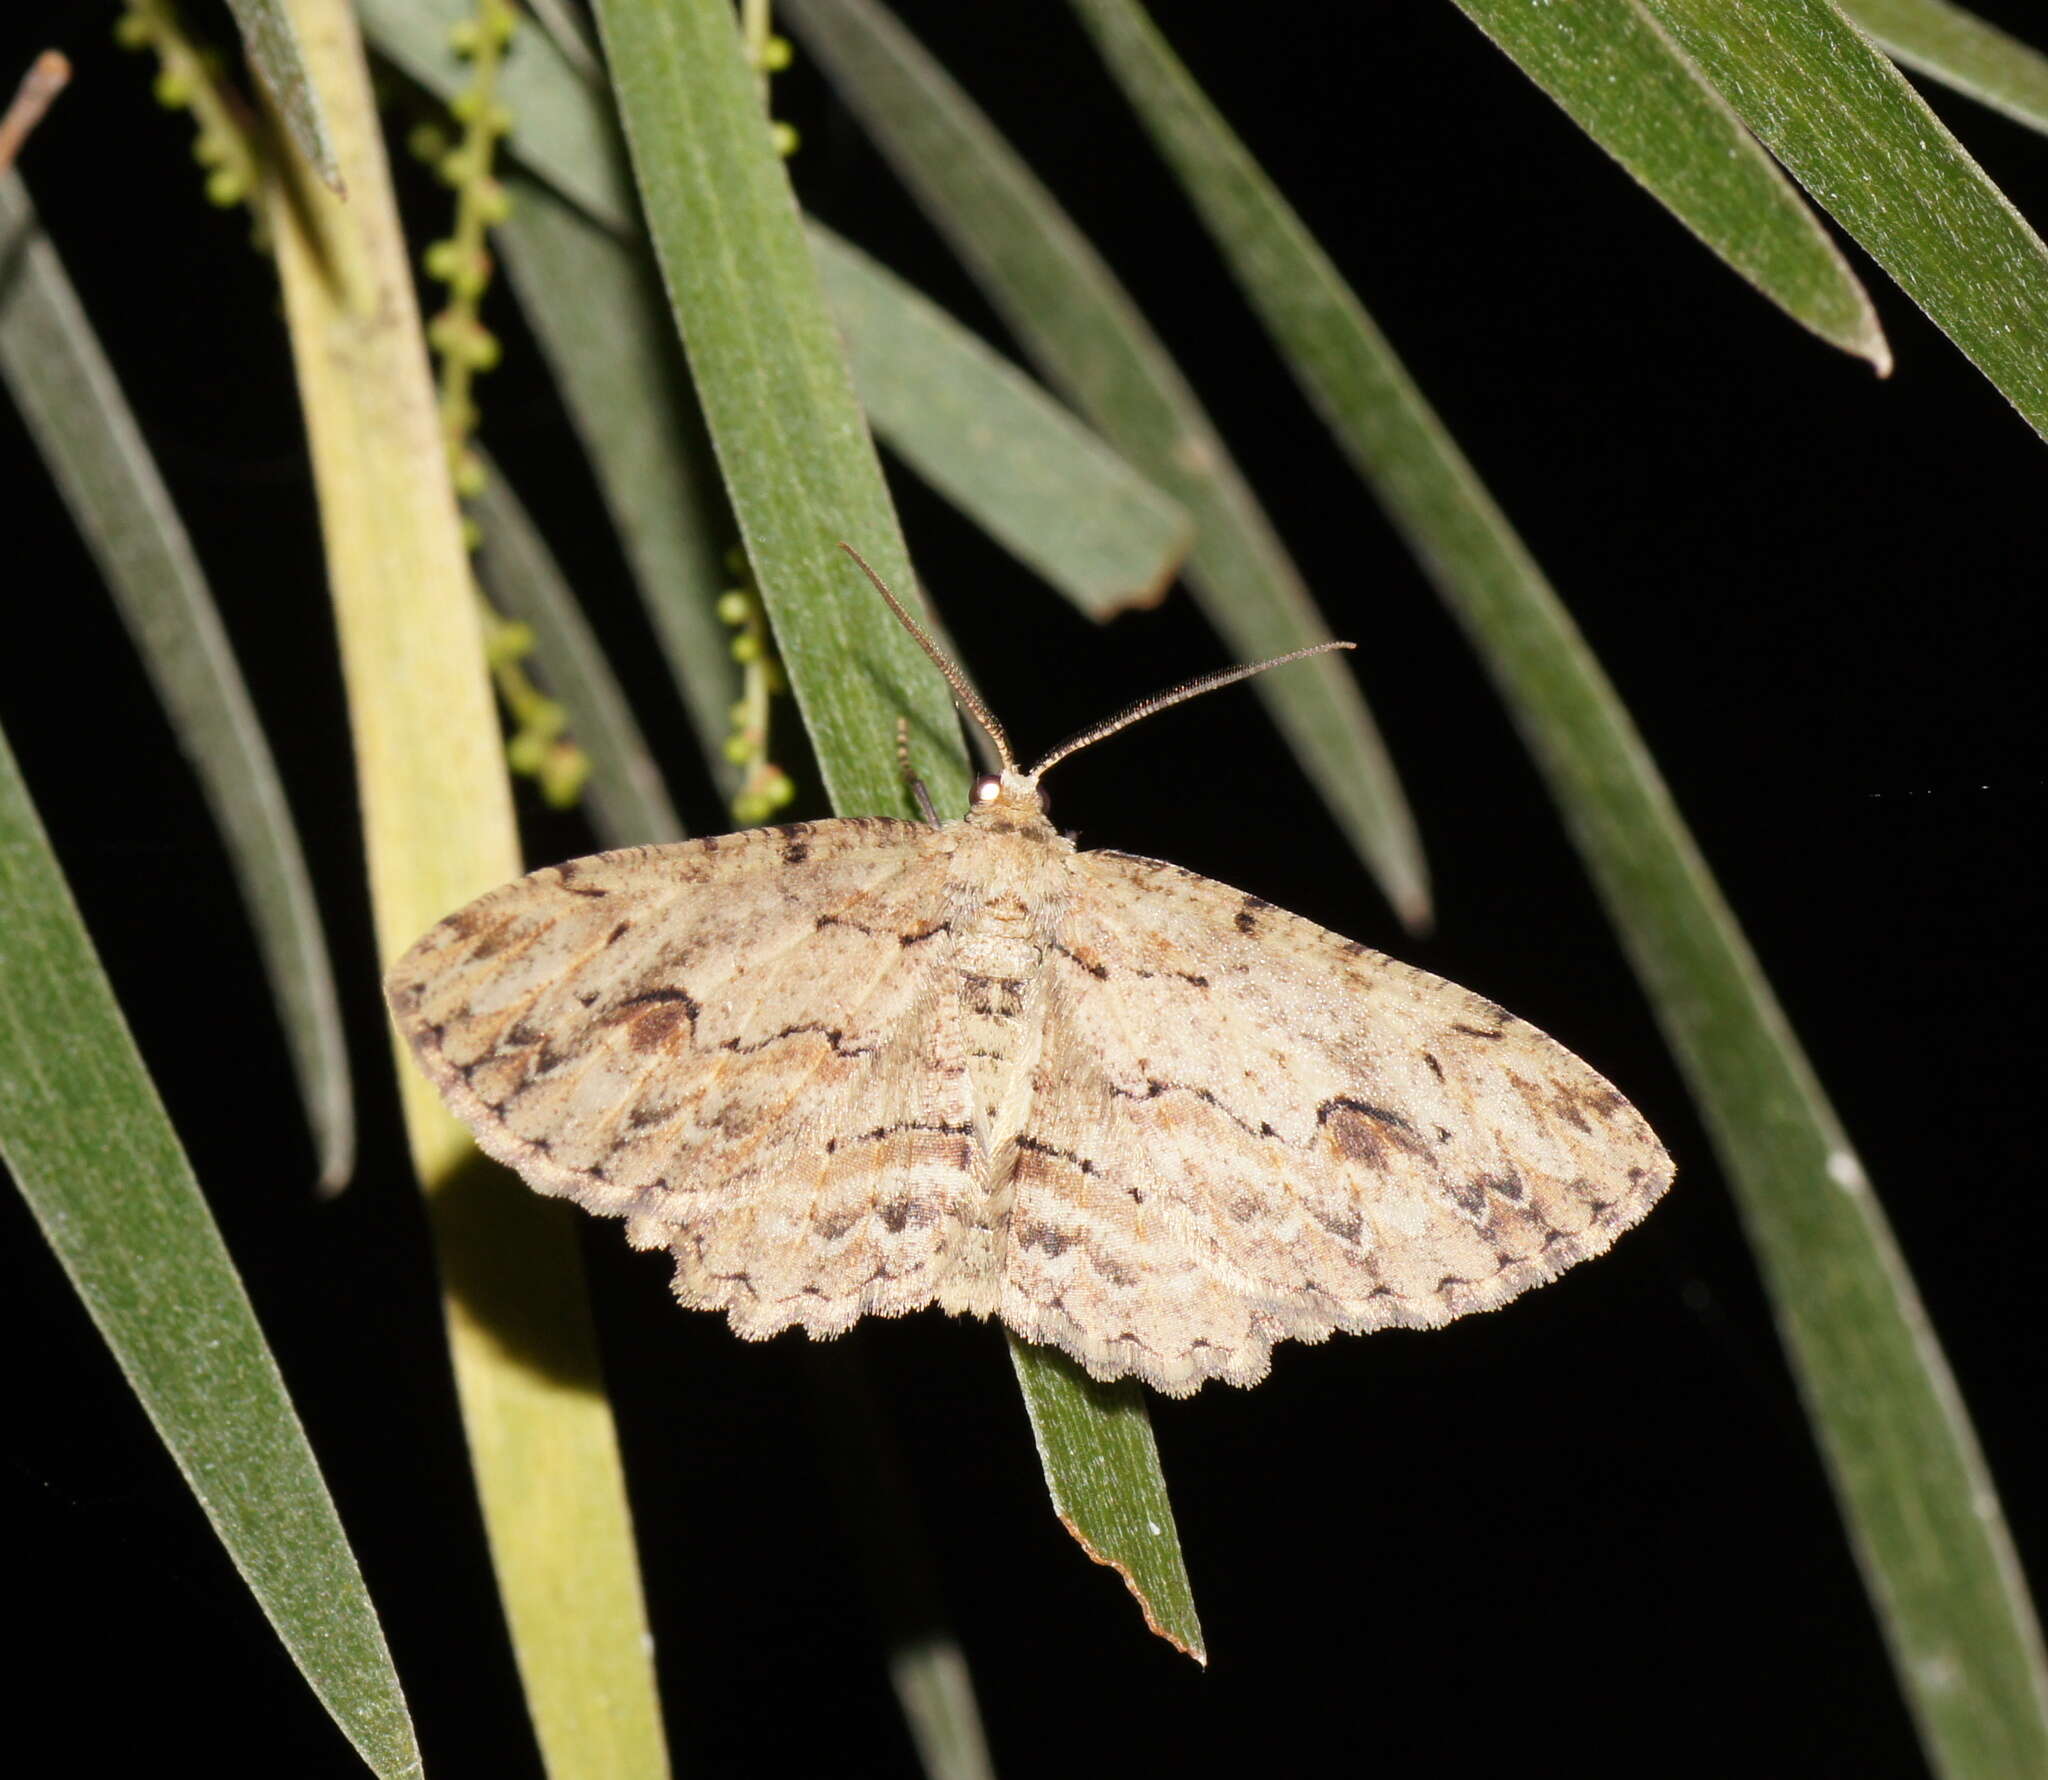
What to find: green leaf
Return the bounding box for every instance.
[1844,0,2048,137]
[1641,0,2048,441]
[591,0,966,820]
[782,0,1431,933]
[0,170,355,1192]
[470,458,690,848]
[590,0,1197,1654]
[809,221,1191,619]
[260,5,669,1773]
[1008,1342,1205,1665]
[0,723,419,1780]
[1065,0,2048,1770]
[1449,0,1887,367]
[223,0,343,191]
[494,172,742,794]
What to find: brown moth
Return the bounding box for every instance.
[386,549,1671,1395]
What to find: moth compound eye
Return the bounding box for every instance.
[972,774,1003,806]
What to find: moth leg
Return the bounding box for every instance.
[896,715,941,828]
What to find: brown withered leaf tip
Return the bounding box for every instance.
[385,557,1671,1396]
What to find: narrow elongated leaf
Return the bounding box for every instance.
[1008,1343,1204,1664]
[470,460,689,848]
[1068,2,2048,1770]
[809,221,1190,618]
[0,725,418,1780]
[591,0,1195,1651]
[0,169,354,1192]
[1844,0,2048,136]
[494,174,742,794]
[592,0,969,818]
[784,0,1429,932]
[260,4,668,1774]
[1641,0,2048,441]
[1450,0,1887,367]
[224,0,342,190]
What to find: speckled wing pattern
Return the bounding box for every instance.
[387,821,996,1332]
[388,808,1671,1395]
[998,853,1669,1392]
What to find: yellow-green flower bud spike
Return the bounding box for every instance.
[424,239,461,281]
[115,13,155,49]
[729,700,752,727]
[450,88,483,124]
[205,167,246,207]
[761,34,794,71]
[409,122,451,163]
[474,180,512,224]
[771,121,799,158]
[715,590,751,626]
[461,516,484,552]
[484,620,535,667]
[506,730,545,775]
[732,792,771,825]
[452,451,488,498]
[541,743,591,809]
[762,768,796,809]
[759,659,786,696]
[731,632,764,665]
[723,733,754,766]
[153,67,192,108]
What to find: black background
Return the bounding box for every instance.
[3,3,2043,1777]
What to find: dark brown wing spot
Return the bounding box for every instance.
[616,987,700,1051]
[1051,940,1109,979]
[1318,1096,1426,1168]
[553,861,610,899]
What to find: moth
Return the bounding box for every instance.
[387,549,1671,1394]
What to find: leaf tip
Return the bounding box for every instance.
[1055,1510,1207,1664]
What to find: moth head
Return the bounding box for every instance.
[969,766,1050,823]
[838,541,1353,813]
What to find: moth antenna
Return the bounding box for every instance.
[1029,641,1356,779]
[839,543,1015,774]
